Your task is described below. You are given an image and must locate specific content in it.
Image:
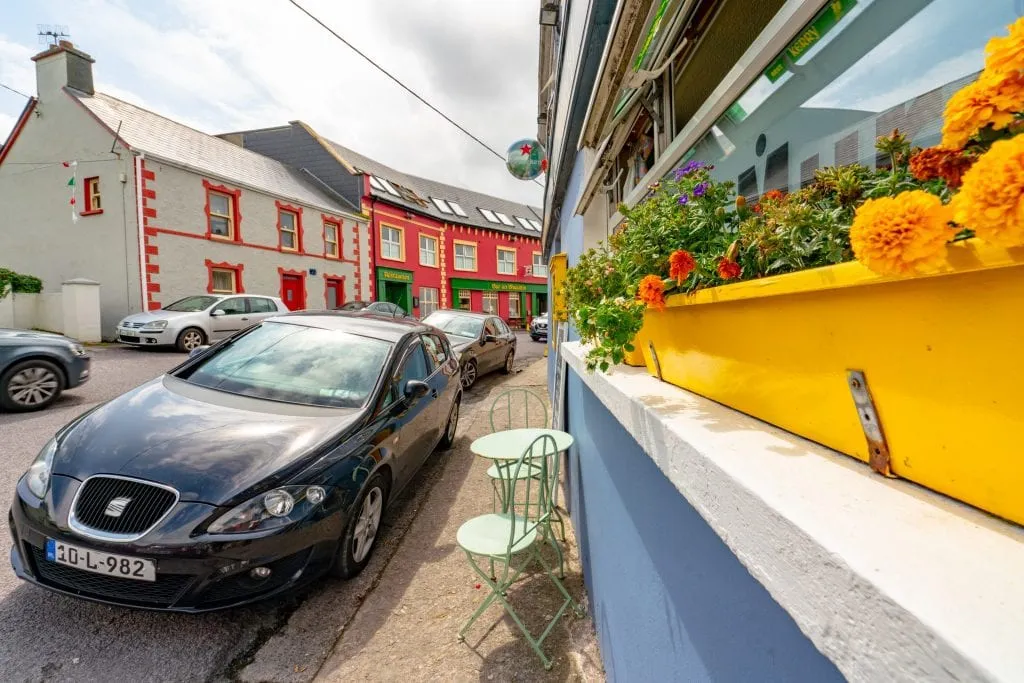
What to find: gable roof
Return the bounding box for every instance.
[68,91,358,218]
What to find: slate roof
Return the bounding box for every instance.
[69,91,355,216]
[324,138,544,238]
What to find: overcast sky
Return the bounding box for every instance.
[0,0,544,206]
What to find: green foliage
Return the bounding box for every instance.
[0,268,43,299]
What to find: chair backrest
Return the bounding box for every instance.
[489,388,549,433]
[506,433,560,552]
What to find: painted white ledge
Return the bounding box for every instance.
[561,341,1024,683]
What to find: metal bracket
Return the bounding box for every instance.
[648,341,662,382]
[638,92,663,132]
[846,370,894,477]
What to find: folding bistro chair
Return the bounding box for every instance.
[457,433,582,670]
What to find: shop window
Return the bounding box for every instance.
[678,0,1015,200]
[419,287,439,316]
[508,295,521,319]
[458,289,472,309]
[482,292,498,315]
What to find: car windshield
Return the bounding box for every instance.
[423,312,483,340]
[164,296,220,312]
[180,322,392,408]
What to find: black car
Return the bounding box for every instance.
[421,310,516,389]
[529,313,549,342]
[9,312,461,612]
[0,329,91,412]
[336,301,410,318]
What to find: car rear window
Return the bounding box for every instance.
[180,322,392,408]
[423,312,483,339]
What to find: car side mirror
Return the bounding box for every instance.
[211,309,226,317]
[485,334,498,343]
[188,345,210,358]
[403,379,431,401]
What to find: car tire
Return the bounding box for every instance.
[176,327,206,353]
[0,359,65,412]
[501,350,515,375]
[331,471,389,579]
[460,359,478,390]
[437,396,461,451]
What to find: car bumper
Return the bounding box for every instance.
[67,356,91,388]
[9,475,344,612]
[116,329,172,347]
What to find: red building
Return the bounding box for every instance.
[226,123,547,323]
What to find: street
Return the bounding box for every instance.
[0,332,548,683]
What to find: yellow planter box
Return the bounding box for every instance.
[638,239,1024,526]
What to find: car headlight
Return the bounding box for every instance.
[207,485,328,534]
[25,438,57,499]
[140,320,168,331]
[68,343,86,356]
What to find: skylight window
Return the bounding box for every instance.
[449,201,468,217]
[529,219,542,231]
[516,217,533,230]
[376,177,400,196]
[368,176,386,192]
[479,208,500,223]
[431,197,453,214]
[494,212,514,227]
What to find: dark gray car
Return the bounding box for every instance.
[0,329,91,412]
[421,310,516,389]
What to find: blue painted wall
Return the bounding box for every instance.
[563,370,844,682]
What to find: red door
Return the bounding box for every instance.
[281,274,305,311]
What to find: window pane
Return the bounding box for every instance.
[419,236,437,265]
[217,297,246,314]
[212,269,235,293]
[210,194,230,216]
[449,201,468,217]
[398,344,429,394]
[247,297,276,313]
[419,287,439,316]
[495,212,514,227]
[482,293,498,314]
[280,212,295,230]
[210,216,230,237]
[281,231,295,249]
[508,296,520,318]
[533,253,543,266]
[458,290,472,309]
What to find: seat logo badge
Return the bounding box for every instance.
[104,497,132,518]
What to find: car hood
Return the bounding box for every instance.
[120,310,196,324]
[0,328,78,345]
[53,377,360,504]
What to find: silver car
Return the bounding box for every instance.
[116,294,288,352]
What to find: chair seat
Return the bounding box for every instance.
[485,462,543,480]
[457,513,538,557]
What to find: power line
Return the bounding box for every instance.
[285,0,544,187]
[1,82,32,99]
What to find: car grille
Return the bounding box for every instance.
[198,550,312,606]
[73,476,178,537]
[29,545,192,607]
[121,321,145,329]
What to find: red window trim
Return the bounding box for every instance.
[324,274,346,309]
[277,266,307,310]
[81,176,104,216]
[322,214,343,260]
[276,200,304,253]
[203,179,243,243]
[205,259,245,294]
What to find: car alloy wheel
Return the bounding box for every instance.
[438,399,460,450]
[461,360,477,389]
[352,485,383,563]
[7,365,60,408]
[504,351,515,374]
[177,328,205,353]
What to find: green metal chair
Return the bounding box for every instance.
[457,433,582,670]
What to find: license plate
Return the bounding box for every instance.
[119,332,140,342]
[45,539,156,582]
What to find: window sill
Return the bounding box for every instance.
[561,340,1024,682]
[79,209,104,217]
[208,234,240,244]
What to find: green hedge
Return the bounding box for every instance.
[0,268,43,298]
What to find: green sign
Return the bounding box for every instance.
[763,0,856,83]
[449,277,547,294]
[377,267,413,283]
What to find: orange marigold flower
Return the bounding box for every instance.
[985,16,1024,76]
[637,275,666,310]
[941,70,1024,149]
[909,146,976,188]
[668,249,696,285]
[954,135,1024,247]
[850,191,953,277]
[761,189,785,203]
[716,258,741,280]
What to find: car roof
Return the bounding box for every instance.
[425,309,493,320]
[266,310,430,342]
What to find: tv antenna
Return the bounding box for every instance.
[37,25,71,47]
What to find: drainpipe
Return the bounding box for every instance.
[369,194,378,301]
[134,152,148,311]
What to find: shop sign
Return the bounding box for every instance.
[763,0,857,83]
[377,267,413,283]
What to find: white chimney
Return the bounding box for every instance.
[31,40,95,101]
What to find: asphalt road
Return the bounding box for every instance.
[0,332,545,682]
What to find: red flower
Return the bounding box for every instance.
[716,258,741,280]
[668,249,696,285]
[752,203,763,214]
[637,275,666,310]
[909,146,975,188]
[762,189,785,202]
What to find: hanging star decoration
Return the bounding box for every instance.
[519,143,532,156]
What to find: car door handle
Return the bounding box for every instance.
[430,389,438,398]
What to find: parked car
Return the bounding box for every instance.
[0,329,91,412]
[336,301,410,318]
[116,294,288,352]
[529,312,549,342]
[421,310,515,389]
[9,311,461,611]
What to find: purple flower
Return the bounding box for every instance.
[677,194,689,205]
[673,160,708,179]
[693,182,708,197]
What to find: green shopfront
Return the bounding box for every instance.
[375,266,413,314]
[449,277,547,325]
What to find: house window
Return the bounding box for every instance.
[479,208,500,224]
[83,177,102,214]
[497,247,516,275]
[208,191,235,239]
[420,287,439,316]
[381,225,403,260]
[431,197,453,214]
[532,252,547,277]
[515,216,533,231]
[324,219,340,258]
[458,289,472,309]
[508,295,521,319]
[448,201,468,217]
[419,234,438,267]
[210,268,239,294]
[494,212,515,227]
[482,292,499,315]
[454,242,477,271]
[278,207,300,251]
